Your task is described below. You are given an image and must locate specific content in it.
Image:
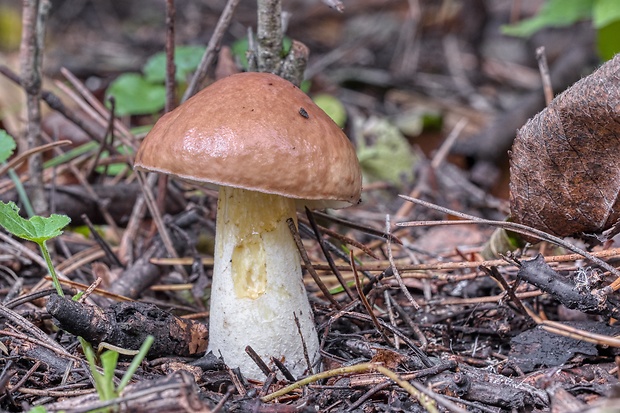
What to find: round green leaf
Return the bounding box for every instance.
[106,73,166,116]
[313,94,347,127]
[143,45,206,84]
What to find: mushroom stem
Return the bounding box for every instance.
[207,186,321,380]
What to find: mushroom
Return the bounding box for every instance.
[134,72,362,379]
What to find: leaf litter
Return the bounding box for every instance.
[2,1,620,412]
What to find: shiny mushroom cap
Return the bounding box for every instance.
[134,72,362,209]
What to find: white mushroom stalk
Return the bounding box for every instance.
[208,186,320,379]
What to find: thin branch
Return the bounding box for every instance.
[135,171,188,278]
[286,218,341,309]
[20,0,51,214]
[351,250,392,346]
[321,0,344,12]
[256,0,283,73]
[304,208,355,300]
[182,0,240,101]
[278,39,309,86]
[536,46,553,106]
[386,215,419,309]
[397,195,620,292]
[165,0,177,113]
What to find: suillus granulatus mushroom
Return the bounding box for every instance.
[134,72,362,379]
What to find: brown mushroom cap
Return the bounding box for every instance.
[134,72,362,209]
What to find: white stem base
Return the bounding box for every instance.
[207,186,320,380]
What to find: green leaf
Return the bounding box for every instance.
[105,73,166,116]
[79,337,110,402]
[231,38,251,69]
[502,0,594,37]
[0,201,71,243]
[356,117,418,188]
[143,45,206,84]
[313,94,347,128]
[596,19,620,60]
[593,0,620,28]
[26,407,48,413]
[0,129,16,164]
[43,141,98,169]
[100,350,120,400]
[117,335,154,393]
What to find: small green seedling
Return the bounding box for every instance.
[80,335,154,407]
[355,117,418,188]
[25,337,154,413]
[0,187,153,412]
[0,201,70,296]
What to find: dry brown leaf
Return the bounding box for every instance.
[510,54,620,238]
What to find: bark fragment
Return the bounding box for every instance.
[47,295,208,357]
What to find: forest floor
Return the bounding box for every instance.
[1,0,619,412]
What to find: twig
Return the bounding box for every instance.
[430,117,467,169]
[351,250,393,346]
[384,290,400,348]
[165,0,176,113]
[182,0,240,101]
[157,247,620,273]
[293,312,314,376]
[20,0,51,214]
[305,208,355,300]
[261,362,440,412]
[84,96,116,179]
[44,133,122,243]
[312,210,402,245]
[256,0,283,74]
[397,195,620,289]
[272,357,296,382]
[0,306,76,359]
[118,174,152,264]
[135,171,187,278]
[278,39,309,87]
[159,1,176,230]
[339,311,433,367]
[388,293,428,350]
[0,232,68,289]
[321,0,344,12]
[536,46,553,106]
[212,386,235,413]
[80,214,123,268]
[286,218,341,309]
[0,140,71,177]
[525,305,620,348]
[386,215,419,310]
[480,265,528,315]
[0,66,111,148]
[245,345,273,377]
[59,68,137,149]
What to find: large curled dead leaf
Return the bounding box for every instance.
[510,54,620,239]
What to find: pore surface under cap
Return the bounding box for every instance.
[134,72,362,207]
